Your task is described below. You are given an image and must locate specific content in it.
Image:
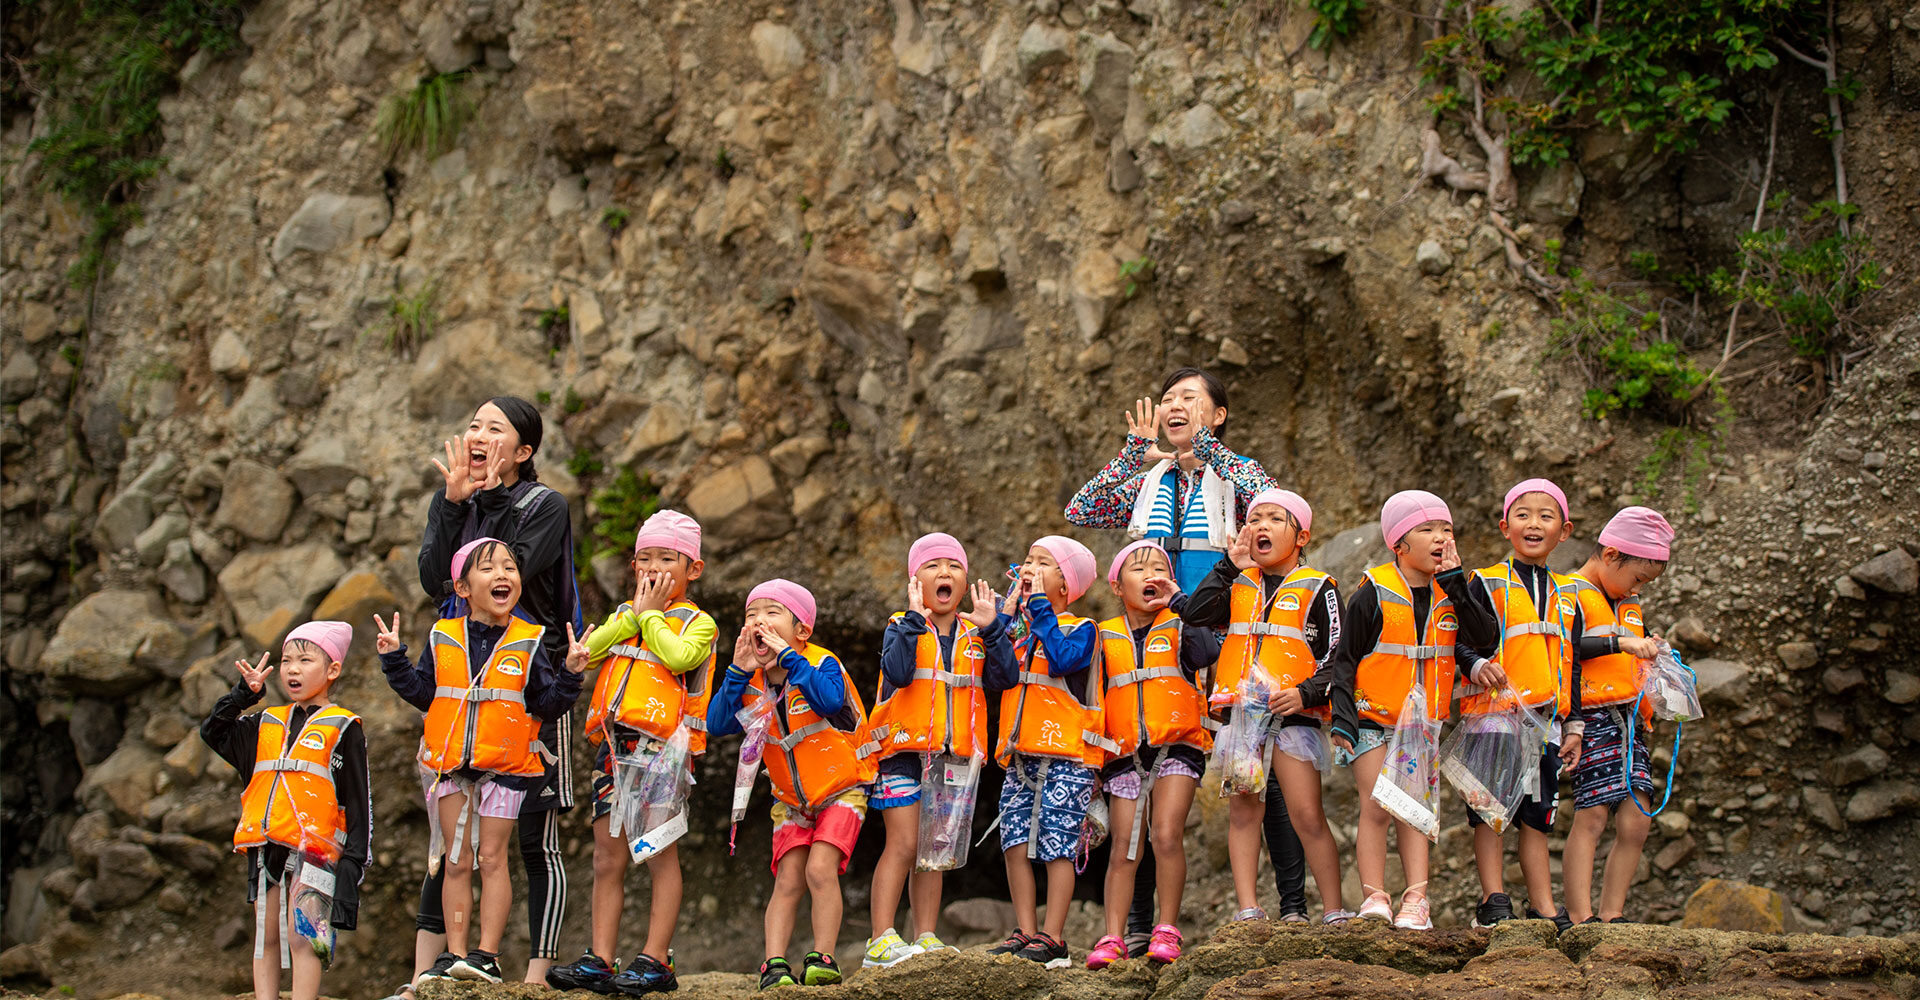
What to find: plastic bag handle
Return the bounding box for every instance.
[1625,645,1692,818]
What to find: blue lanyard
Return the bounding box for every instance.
[1622,650,1694,817]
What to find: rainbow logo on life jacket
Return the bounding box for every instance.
[1436,613,1458,632]
[1276,594,1301,612]
[1623,608,1642,627]
[298,732,327,751]
[1558,596,1577,617]
[1146,636,1174,654]
[497,656,525,677]
[963,646,985,661]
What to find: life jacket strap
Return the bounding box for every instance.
[1016,670,1069,689]
[1106,664,1187,689]
[1373,642,1455,660]
[434,685,526,706]
[609,644,666,665]
[1585,624,1633,638]
[682,715,708,732]
[910,666,981,688]
[776,719,833,751]
[1225,622,1306,640]
[258,759,333,780]
[1503,621,1568,641]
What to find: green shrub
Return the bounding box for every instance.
[1710,199,1882,362]
[1550,273,1709,422]
[1305,0,1364,49]
[375,72,473,161]
[580,468,660,577]
[383,279,439,357]
[24,0,252,288]
[565,446,603,478]
[1119,256,1154,298]
[562,387,585,414]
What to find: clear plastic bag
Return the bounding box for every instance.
[1438,690,1549,833]
[1210,665,1275,797]
[917,753,982,872]
[616,726,694,864]
[288,848,337,970]
[1639,642,1703,722]
[1370,683,1442,840]
[728,697,778,854]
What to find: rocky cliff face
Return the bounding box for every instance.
[3,0,1918,997]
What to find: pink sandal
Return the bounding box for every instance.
[1146,924,1183,963]
[1086,935,1129,969]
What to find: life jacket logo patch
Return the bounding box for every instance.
[496,656,525,677]
[1146,636,1174,654]
[1558,597,1577,617]
[1436,613,1459,632]
[1276,594,1301,612]
[1623,609,1642,627]
[963,646,985,660]
[298,732,327,751]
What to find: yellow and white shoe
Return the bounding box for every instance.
[863,929,922,968]
[911,931,957,954]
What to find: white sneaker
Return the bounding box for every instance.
[863,928,922,968]
[911,931,956,953]
[1358,891,1393,922]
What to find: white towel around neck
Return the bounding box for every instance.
[1126,458,1237,549]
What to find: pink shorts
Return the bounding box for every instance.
[429,777,528,819]
[769,788,868,874]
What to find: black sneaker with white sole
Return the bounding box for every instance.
[1472,892,1515,929]
[1525,906,1575,935]
[986,931,1032,956]
[1014,932,1071,970]
[449,950,504,983]
[418,952,460,981]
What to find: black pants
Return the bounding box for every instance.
[1125,771,1305,933]
[415,807,569,960]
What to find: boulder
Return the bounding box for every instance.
[1681,879,1795,933]
[749,21,806,79]
[133,512,189,568]
[1822,744,1890,787]
[767,436,831,479]
[943,896,1016,933]
[407,320,548,423]
[66,811,114,877]
[269,193,390,261]
[158,538,209,604]
[1801,787,1846,832]
[71,843,162,915]
[311,570,401,665]
[418,7,478,74]
[1069,248,1120,339]
[217,542,348,650]
[68,700,124,767]
[212,459,295,543]
[1689,658,1750,708]
[1016,22,1071,81]
[284,436,357,497]
[1077,32,1134,137]
[92,488,153,554]
[613,407,690,467]
[684,456,788,546]
[1523,160,1586,224]
[1773,642,1818,671]
[1304,525,1385,591]
[1884,669,1920,705]
[0,349,40,403]
[1844,780,1920,823]
[1169,103,1229,151]
[75,744,164,819]
[1848,548,1918,594]
[38,590,182,696]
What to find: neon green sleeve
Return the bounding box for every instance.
[586,606,641,666]
[637,609,718,675]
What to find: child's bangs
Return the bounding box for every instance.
[283,637,329,659]
[463,539,514,577]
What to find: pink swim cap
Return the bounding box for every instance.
[747,578,817,630]
[633,509,702,561]
[1032,535,1096,602]
[1107,539,1172,585]
[908,532,969,577]
[1503,478,1569,519]
[1380,491,1452,547]
[451,537,508,580]
[1598,506,1674,561]
[1246,488,1312,533]
[286,620,353,665]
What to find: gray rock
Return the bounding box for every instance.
[207,329,251,378]
[590,549,628,603]
[943,896,1016,933]
[269,193,391,261]
[1823,745,1890,787]
[71,843,162,915]
[767,436,832,479]
[189,526,233,574]
[1304,525,1387,590]
[1834,575,1867,600]
[1671,616,1717,652]
[75,745,163,819]
[284,436,356,497]
[1774,642,1819,671]
[684,456,789,547]
[1416,239,1454,276]
[133,512,190,568]
[1849,548,1918,594]
[216,541,347,650]
[1016,21,1071,80]
[1844,781,1920,823]
[1219,200,1257,228]
[213,459,295,543]
[92,489,153,554]
[1822,666,1866,695]
[67,811,113,877]
[1291,87,1331,129]
[83,400,127,472]
[1523,160,1586,225]
[1077,32,1134,137]
[418,8,478,75]
[158,538,209,604]
[1108,137,1142,194]
[406,319,548,424]
[749,21,806,79]
[0,349,39,403]
[1690,658,1750,708]
[68,699,125,767]
[1169,103,1228,150]
[1884,670,1920,706]
[38,590,181,695]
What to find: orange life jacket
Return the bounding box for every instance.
[995,612,1108,767]
[748,643,878,810]
[867,613,989,760]
[585,601,718,754]
[421,616,548,777]
[1569,574,1652,720]
[1214,565,1332,721]
[1458,561,1575,718]
[1098,609,1210,759]
[1353,564,1456,725]
[233,704,358,862]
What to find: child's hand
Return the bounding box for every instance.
[1438,538,1461,573]
[235,651,274,693]
[907,577,929,618]
[1268,686,1305,716]
[1559,734,1582,768]
[756,623,792,657]
[732,629,765,672]
[1141,575,1177,612]
[1619,635,1660,659]
[1228,525,1257,570]
[633,571,671,614]
[564,622,594,674]
[962,580,1000,628]
[373,611,403,655]
[1332,732,1354,753]
[431,439,479,504]
[1470,660,1507,690]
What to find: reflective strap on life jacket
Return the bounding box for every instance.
[683,716,707,732]
[1224,621,1307,640]
[1503,621,1569,641]
[1374,642,1456,660]
[256,759,332,779]
[1016,670,1070,690]
[1084,731,1121,754]
[776,718,833,752]
[909,666,982,688]
[432,685,528,705]
[1585,623,1633,638]
[608,644,666,665]
[1106,664,1188,689]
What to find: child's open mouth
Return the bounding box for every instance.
[1255,535,1274,554]
[285,677,302,693]
[1523,533,1544,546]
[489,582,512,602]
[934,583,954,602]
[1142,584,1159,600]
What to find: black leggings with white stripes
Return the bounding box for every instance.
[414,807,569,959]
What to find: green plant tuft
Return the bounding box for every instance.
[1550,272,1709,422]
[1709,199,1881,364]
[536,390,552,406]
[383,279,439,358]
[375,72,473,161]
[600,205,630,234]
[1305,0,1365,49]
[565,446,603,478]
[580,468,660,576]
[562,387,585,415]
[1119,256,1154,299]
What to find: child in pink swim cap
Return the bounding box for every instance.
[1562,507,1674,926]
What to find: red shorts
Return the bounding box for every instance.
[769,788,868,874]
